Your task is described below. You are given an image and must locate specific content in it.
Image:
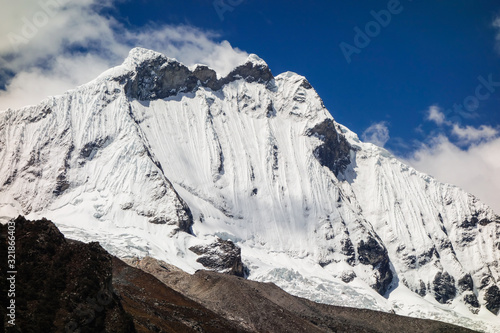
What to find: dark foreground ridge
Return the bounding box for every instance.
[1,217,244,333]
[1,217,478,333]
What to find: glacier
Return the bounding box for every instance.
[0,47,499,332]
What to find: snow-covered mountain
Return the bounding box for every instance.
[1,47,499,331]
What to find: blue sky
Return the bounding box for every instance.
[108,0,500,154]
[0,0,499,211]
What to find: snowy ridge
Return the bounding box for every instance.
[0,47,499,332]
[0,75,193,232]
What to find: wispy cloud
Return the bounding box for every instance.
[424,106,498,144]
[493,15,500,54]
[0,0,248,111]
[361,121,390,147]
[452,124,498,144]
[426,105,447,126]
[407,105,500,213]
[407,135,500,214]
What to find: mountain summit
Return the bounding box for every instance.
[1,47,499,331]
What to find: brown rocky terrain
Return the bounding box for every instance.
[1,217,479,332]
[127,256,478,333]
[1,217,245,333]
[1,216,136,333]
[112,258,248,332]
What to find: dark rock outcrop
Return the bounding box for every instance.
[306,119,351,177]
[53,144,74,197]
[80,136,111,160]
[418,246,439,266]
[189,239,246,277]
[484,285,500,315]
[357,237,393,295]
[53,173,70,196]
[458,274,480,308]
[458,274,474,292]
[220,60,273,85]
[433,271,457,304]
[416,280,427,297]
[121,52,273,101]
[341,237,356,265]
[463,293,480,309]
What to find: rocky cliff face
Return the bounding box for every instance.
[306,118,352,177]
[121,49,273,101]
[0,47,499,332]
[0,216,136,332]
[189,238,246,277]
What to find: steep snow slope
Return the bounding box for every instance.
[0,48,499,331]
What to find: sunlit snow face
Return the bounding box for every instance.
[1,48,499,333]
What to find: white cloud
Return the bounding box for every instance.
[362,122,390,147]
[406,105,500,213]
[452,124,498,144]
[423,105,498,144]
[0,0,249,111]
[123,26,248,77]
[407,135,500,214]
[493,15,500,54]
[426,105,447,126]
[0,53,113,110]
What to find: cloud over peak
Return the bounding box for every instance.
[361,121,390,147]
[0,0,248,111]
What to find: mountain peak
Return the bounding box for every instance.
[124,47,169,67]
[122,48,270,80]
[2,46,499,332]
[245,53,268,67]
[114,47,274,100]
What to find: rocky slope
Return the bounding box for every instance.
[112,257,248,333]
[0,216,250,332]
[1,217,478,332]
[1,216,136,333]
[127,256,479,333]
[0,47,499,331]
